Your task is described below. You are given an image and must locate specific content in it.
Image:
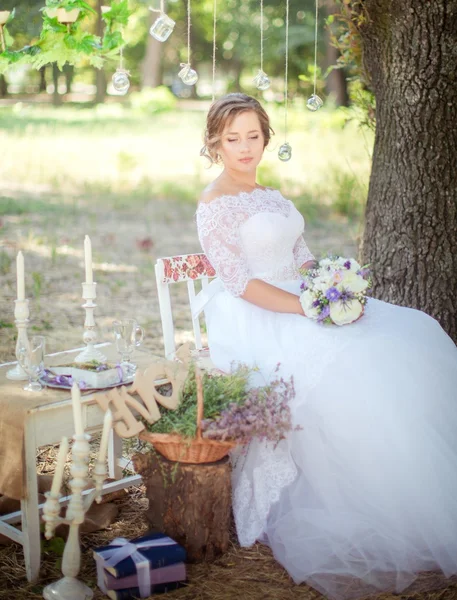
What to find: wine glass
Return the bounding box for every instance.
[113,319,144,376]
[17,335,46,392]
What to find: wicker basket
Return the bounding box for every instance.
[139,366,236,463]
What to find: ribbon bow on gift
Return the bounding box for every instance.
[95,536,178,598]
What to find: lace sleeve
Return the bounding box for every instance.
[196,201,251,297]
[293,235,315,268]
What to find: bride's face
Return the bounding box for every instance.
[218,110,265,172]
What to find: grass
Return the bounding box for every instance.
[0,102,373,221]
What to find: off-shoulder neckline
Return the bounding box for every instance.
[196,187,285,212]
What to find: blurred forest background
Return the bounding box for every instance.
[0,0,372,360]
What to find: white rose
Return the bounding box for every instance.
[312,274,333,292]
[338,271,369,294]
[330,299,363,325]
[300,289,320,320]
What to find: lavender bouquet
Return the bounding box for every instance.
[300,256,371,326]
[201,370,297,445]
[146,365,298,446]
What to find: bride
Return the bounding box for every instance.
[195,93,457,599]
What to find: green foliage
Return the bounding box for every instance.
[129,86,178,114]
[146,366,251,439]
[327,1,375,128]
[0,0,128,72]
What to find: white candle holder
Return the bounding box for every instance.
[6,298,30,381]
[74,282,107,364]
[42,433,108,600]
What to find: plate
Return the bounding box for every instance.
[39,375,135,391]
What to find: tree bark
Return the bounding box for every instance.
[133,451,232,562]
[0,74,7,98]
[95,0,106,103]
[359,0,457,342]
[141,10,164,88]
[38,67,46,93]
[325,1,349,107]
[52,64,63,106]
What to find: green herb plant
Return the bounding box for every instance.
[146,365,251,439]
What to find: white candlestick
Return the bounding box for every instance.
[51,437,69,496]
[71,382,84,437]
[17,251,25,301]
[98,409,113,465]
[84,235,93,284]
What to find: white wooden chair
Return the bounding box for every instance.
[155,252,218,367]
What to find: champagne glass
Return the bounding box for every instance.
[17,335,46,392]
[113,319,144,375]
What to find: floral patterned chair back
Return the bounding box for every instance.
[155,253,216,359]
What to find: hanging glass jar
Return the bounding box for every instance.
[178,63,199,86]
[306,94,324,112]
[253,69,271,91]
[278,142,292,162]
[149,13,175,42]
[112,69,130,95]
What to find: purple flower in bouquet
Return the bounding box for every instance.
[317,304,330,322]
[357,267,370,278]
[343,260,352,270]
[339,289,355,304]
[325,287,341,302]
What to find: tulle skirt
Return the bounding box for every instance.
[203,279,457,599]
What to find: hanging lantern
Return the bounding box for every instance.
[278,143,292,162]
[178,63,198,86]
[149,12,175,42]
[253,69,270,91]
[112,69,130,94]
[306,94,323,112]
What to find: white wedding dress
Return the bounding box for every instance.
[195,188,457,600]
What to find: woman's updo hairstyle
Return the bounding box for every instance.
[201,93,274,165]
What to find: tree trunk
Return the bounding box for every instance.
[359,0,457,342]
[133,451,232,562]
[64,64,74,95]
[52,64,63,106]
[94,0,106,103]
[141,10,164,88]
[325,1,349,107]
[0,74,7,98]
[38,67,46,93]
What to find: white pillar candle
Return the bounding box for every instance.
[50,436,69,496]
[98,409,113,465]
[71,382,84,437]
[84,235,93,284]
[16,251,25,301]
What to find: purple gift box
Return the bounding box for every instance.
[103,562,186,591]
[93,532,187,598]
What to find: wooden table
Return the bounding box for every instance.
[0,343,161,583]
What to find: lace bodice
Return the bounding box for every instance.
[196,188,314,296]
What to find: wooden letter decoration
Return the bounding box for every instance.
[95,348,191,438]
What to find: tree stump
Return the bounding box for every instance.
[133,451,232,562]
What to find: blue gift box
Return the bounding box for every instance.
[93,531,187,584]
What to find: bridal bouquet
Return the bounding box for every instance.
[300,256,371,326]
